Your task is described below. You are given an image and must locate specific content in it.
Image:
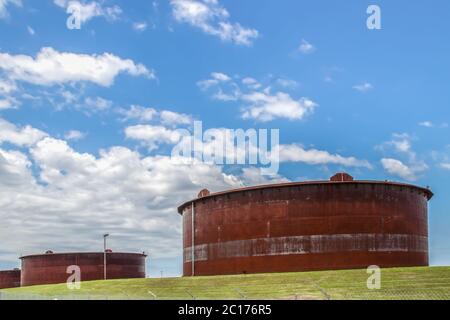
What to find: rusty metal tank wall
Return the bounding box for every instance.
[0,270,21,289]
[179,178,433,276]
[20,252,146,287]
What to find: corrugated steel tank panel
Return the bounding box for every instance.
[20,252,146,287]
[179,174,433,276]
[0,270,21,289]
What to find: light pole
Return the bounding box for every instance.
[103,233,109,280]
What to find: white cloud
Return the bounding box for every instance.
[84,96,112,111]
[279,144,372,168]
[197,72,232,90]
[298,39,315,54]
[388,133,412,154]
[241,92,317,122]
[0,0,21,19]
[212,89,240,101]
[242,77,261,90]
[133,22,148,32]
[419,121,434,128]
[441,163,450,170]
[381,158,423,181]
[211,72,231,82]
[0,47,154,87]
[160,110,193,126]
[0,118,47,147]
[118,106,193,126]
[125,125,184,151]
[27,26,35,35]
[53,0,122,27]
[241,77,257,85]
[0,78,17,94]
[64,130,86,141]
[377,133,428,180]
[276,78,298,89]
[240,167,289,186]
[419,121,448,129]
[198,73,316,122]
[119,105,158,122]
[0,98,16,110]
[170,0,258,45]
[0,148,32,186]
[353,82,374,92]
[0,129,247,266]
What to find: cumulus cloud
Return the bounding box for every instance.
[27,26,35,35]
[64,130,86,141]
[160,110,192,126]
[198,73,314,122]
[276,78,298,89]
[119,105,158,122]
[119,106,193,126]
[241,92,317,122]
[242,77,261,90]
[0,118,47,147]
[170,0,258,45]
[381,158,424,181]
[353,82,374,92]
[0,148,32,186]
[132,22,148,32]
[419,121,434,128]
[377,134,428,181]
[53,0,122,27]
[0,121,254,269]
[0,98,16,110]
[0,78,17,94]
[298,39,315,54]
[0,47,154,87]
[0,0,21,19]
[418,121,448,129]
[279,144,372,168]
[440,163,450,170]
[125,125,184,151]
[240,167,290,186]
[84,96,112,111]
[386,133,413,154]
[197,71,232,90]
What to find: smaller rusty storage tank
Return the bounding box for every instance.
[0,269,21,289]
[178,173,433,276]
[20,251,147,287]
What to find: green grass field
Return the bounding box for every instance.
[1,267,450,300]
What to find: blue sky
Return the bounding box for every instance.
[0,0,449,277]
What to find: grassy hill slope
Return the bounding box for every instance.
[2,267,450,300]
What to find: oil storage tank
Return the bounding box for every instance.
[20,251,147,287]
[178,173,433,276]
[0,269,21,289]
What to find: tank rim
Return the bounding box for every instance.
[177,179,434,214]
[19,252,147,260]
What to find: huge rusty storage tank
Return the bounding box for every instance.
[178,173,433,276]
[0,269,21,289]
[20,251,147,287]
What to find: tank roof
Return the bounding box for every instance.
[178,174,433,214]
